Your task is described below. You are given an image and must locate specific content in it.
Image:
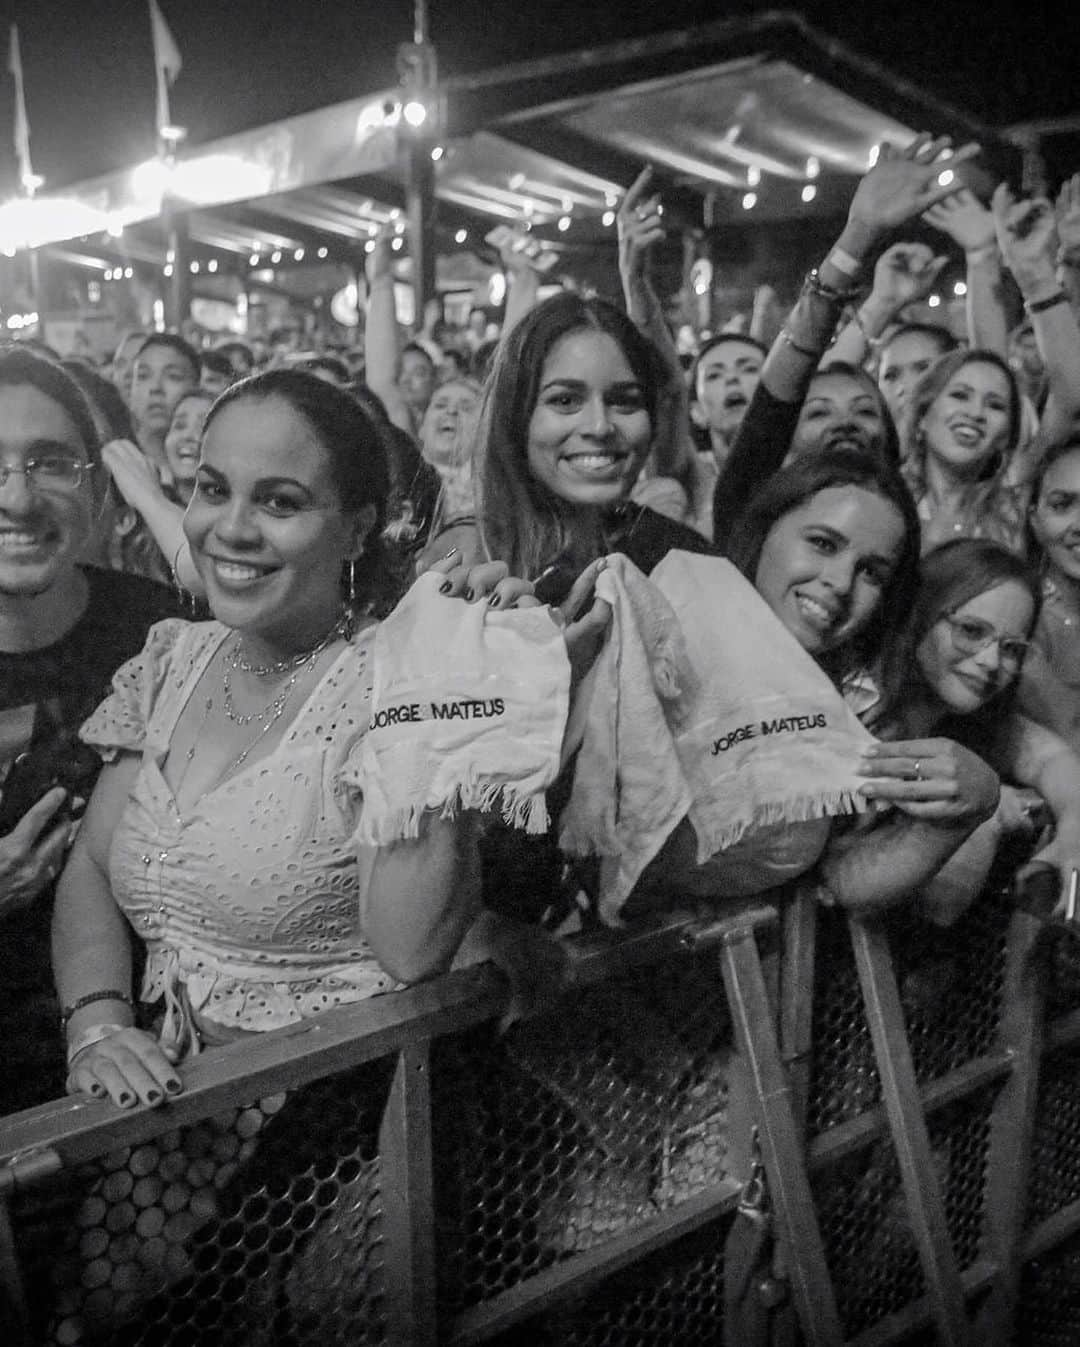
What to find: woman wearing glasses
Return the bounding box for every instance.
[862,538,1080,922]
[0,349,177,1113]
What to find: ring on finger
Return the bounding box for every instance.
[913,760,922,780]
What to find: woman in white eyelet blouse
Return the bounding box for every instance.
[52,370,486,1111]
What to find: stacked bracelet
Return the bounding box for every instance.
[66,1022,128,1068]
[803,268,860,305]
[826,247,862,278]
[60,989,133,1029]
[1025,290,1070,315]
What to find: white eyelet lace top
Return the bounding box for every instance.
[80,619,394,1050]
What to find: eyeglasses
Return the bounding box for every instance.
[941,612,1030,667]
[0,457,95,493]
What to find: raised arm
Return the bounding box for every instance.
[102,439,202,594]
[53,754,181,1108]
[1055,175,1080,313]
[827,242,947,369]
[617,166,695,482]
[364,232,412,435]
[994,184,1080,456]
[922,188,1008,356]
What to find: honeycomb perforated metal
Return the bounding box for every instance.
[1019,1233,1080,1347]
[13,1066,388,1346]
[807,887,1009,1136]
[1027,1044,1080,1229]
[484,1219,731,1346]
[433,952,735,1315]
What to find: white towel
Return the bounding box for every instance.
[351,571,570,845]
[559,555,695,925]
[652,551,874,886]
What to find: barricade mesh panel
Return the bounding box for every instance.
[813,1089,992,1336]
[482,1219,731,1347]
[433,952,734,1315]
[1019,1232,1080,1347]
[12,1065,389,1346]
[808,886,1010,1135]
[1027,1043,1080,1229]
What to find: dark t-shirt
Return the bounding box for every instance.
[0,567,180,1114]
[712,385,798,550]
[481,504,715,924]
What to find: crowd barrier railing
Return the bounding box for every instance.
[1,864,1079,1346]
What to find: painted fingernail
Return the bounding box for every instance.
[117,1091,133,1107]
[442,547,458,560]
[488,592,502,607]
[145,1089,161,1104]
[439,580,452,594]
[89,1082,104,1097]
[166,1078,182,1094]
[464,588,475,601]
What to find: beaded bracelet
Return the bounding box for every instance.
[803,267,860,305]
[1025,290,1070,315]
[60,988,133,1029]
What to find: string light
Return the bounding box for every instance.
[317,246,328,259]
[747,165,761,187]
[801,184,817,203]
[954,280,968,297]
[123,265,133,279]
[248,252,260,266]
[454,228,468,244]
[163,263,173,277]
[928,294,941,308]
[806,155,820,179]
[190,260,200,273]
[271,250,282,264]
[430,145,444,161]
[402,100,427,128]
[509,172,526,190]
[364,239,375,254]
[391,235,404,251]
[293,247,305,261]
[742,192,757,211]
[557,215,571,231]
[602,210,616,227]
[104,268,113,281]
[937,168,955,187]
[868,144,880,168]
[207,258,218,273]
[604,190,618,208]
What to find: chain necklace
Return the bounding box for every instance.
[221,613,350,728]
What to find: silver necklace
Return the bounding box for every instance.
[221,615,348,727]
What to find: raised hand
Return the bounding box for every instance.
[0,786,72,916]
[869,242,949,314]
[1056,174,1080,256]
[847,133,980,238]
[923,187,997,254]
[102,438,166,508]
[365,227,394,285]
[991,183,1059,294]
[617,166,665,283]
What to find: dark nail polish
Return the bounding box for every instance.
[166,1078,182,1094]
[146,1089,161,1104]
[464,588,475,601]
[117,1091,133,1107]
[439,580,452,594]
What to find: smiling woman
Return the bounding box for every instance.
[478,291,713,588]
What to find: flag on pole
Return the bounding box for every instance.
[149,0,182,137]
[7,24,34,188]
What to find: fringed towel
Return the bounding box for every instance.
[558,555,695,925]
[350,571,570,845]
[651,551,875,893]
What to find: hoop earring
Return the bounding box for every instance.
[171,543,196,614]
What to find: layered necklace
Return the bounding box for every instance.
[218,611,350,770]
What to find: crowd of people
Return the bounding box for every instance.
[3,126,1080,1330]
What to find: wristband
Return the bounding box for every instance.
[778,327,820,358]
[826,247,862,278]
[803,268,859,304]
[60,989,133,1029]
[66,1022,128,1067]
[1025,290,1070,315]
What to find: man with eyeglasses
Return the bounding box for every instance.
[0,350,178,1114]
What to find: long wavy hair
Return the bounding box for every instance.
[476,292,669,578]
[726,446,922,694]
